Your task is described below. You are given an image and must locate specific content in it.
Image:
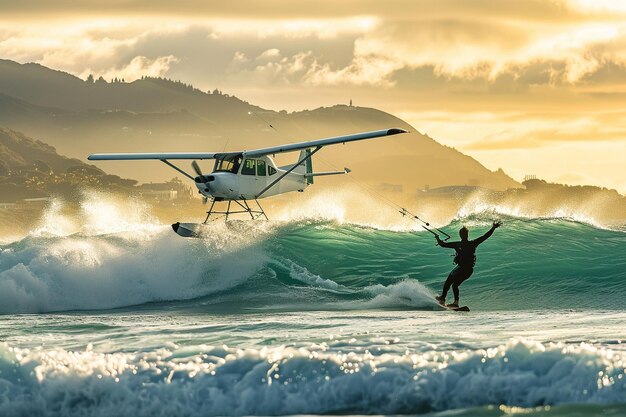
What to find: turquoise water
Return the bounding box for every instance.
[0,213,625,416]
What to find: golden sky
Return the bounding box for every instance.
[1,0,625,191]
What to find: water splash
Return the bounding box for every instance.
[29,199,78,237]
[29,192,162,239]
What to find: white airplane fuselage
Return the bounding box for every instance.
[195,154,308,200]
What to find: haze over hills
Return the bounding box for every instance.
[0,59,519,191]
[0,126,96,173]
[0,126,141,203]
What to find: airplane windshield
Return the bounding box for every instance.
[213,155,242,173]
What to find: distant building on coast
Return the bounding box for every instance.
[417,185,502,201]
[136,177,194,201]
[379,183,403,193]
[0,197,51,211]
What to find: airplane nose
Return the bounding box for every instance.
[195,175,219,196]
[194,175,215,183]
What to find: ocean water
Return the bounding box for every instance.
[0,200,625,417]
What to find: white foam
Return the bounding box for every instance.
[273,256,440,310]
[0,224,276,314]
[456,197,614,231]
[0,338,624,416]
[0,192,297,313]
[360,278,440,309]
[278,257,347,292]
[0,230,262,313]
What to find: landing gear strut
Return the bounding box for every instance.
[202,199,268,223]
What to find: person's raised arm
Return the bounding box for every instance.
[435,234,456,248]
[473,221,502,245]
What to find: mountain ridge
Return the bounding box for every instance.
[0,59,520,190]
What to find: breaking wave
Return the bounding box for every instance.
[0,195,624,314]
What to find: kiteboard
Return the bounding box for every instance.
[398,296,470,311]
[445,304,470,312]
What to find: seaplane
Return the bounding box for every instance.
[88,128,407,237]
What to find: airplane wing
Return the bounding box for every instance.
[87,128,408,161]
[243,128,407,157]
[88,152,218,161]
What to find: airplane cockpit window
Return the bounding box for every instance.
[256,160,266,176]
[241,159,256,175]
[214,156,242,173]
[268,166,277,175]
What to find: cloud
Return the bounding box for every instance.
[257,48,281,60]
[3,4,626,89]
[303,54,401,86]
[0,0,621,21]
[345,16,626,85]
[81,55,179,81]
[229,51,314,85]
[222,48,399,87]
[0,20,152,77]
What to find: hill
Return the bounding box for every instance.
[0,125,92,173]
[0,59,260,116]
[0,59,520,191]
[0,126,136,202]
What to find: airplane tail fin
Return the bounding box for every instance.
[303,149,313,185]
[291,149,314,185]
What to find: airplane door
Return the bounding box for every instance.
[239,158,258,199]
[256,159,270,194]
[239,158,270,199]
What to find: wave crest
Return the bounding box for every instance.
[1,193,624,313]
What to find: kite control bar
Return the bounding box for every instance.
[399,208,451,241]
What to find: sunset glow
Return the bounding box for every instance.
[1,0,625,191]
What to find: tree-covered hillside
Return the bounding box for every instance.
[0,127,136,202]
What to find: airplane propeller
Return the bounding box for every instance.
[192,160,203,178]
[191,161,214,183]
[191,160,213,204]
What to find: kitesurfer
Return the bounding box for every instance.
[435,221,501,307]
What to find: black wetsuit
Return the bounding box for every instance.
[438,227,496,302]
